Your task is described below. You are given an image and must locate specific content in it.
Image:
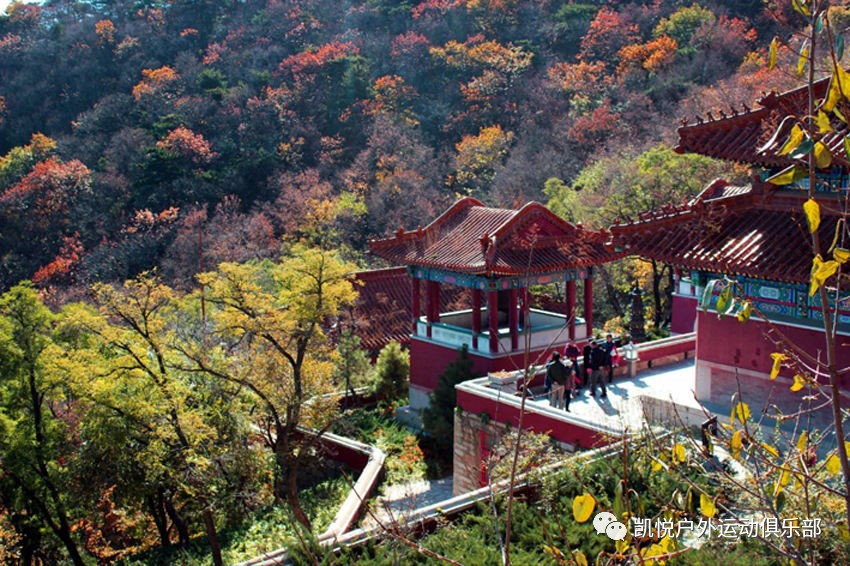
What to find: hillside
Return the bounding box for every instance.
[0,0,795,293]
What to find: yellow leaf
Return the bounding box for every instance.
[700,493,717,518]
[766,165,805,185]
[672,443,686,463]
[791,374,807,392]
[572,493,595,523]
[573,550,588,566]
[780,470,791,486]
[837,108,848,123]
[814,141,833,169]
[769,37,778,70]
[731,430,744,458]
[777,124,805,156]
[615,537,629,555]
[792,0,811,16]
[734,402,751,423]
[770,353,787,380]
[796,431,808,452]
[651,459,662,472]
[827,454,842,475]
[809,255,838,297]
[762,442,780,458]
[804,199,821,233]
[817,110,832,134]
[737,301,752,322]
[658,535,673,553]
[798,45,809,77]
[835,248,850,264]
[824,74,843,112]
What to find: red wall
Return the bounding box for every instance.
[456,389,610,449]
[696,311,850,387]
[671,295,698,334]
[410,338,555,393]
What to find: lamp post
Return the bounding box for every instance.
[622,341,640,378]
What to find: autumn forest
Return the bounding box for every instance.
[0,0,825,563]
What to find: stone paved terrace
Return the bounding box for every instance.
[459,357,841,452]
[457,358,709,444]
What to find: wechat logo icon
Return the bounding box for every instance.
[593,511,628,541]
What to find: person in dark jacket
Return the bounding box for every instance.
[581,338,593,389]
[564,340,581,393]
[602,333,617,383]
[588,341,608,398]
[546,352,570,411]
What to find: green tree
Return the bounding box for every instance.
[0,283,85,565]
[370,339,409,402]
[334,329,372,398]
[422,345,474,463]
[192,244,359,531]
[74,273,264,564]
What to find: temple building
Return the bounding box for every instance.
[610,78,850,415]
[368,197,622,410]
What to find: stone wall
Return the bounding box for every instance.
[452,410,513,496]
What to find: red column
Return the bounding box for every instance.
[411,277,421,335]
[584,275,593,339]
[426,280,440,338]
[509,288,518,351]
[472,289,482,350]
[488,290,499,354]
[567,280,576,340]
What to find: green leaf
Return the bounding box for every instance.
[700,279,717,312]
[789,138,815,159]
[816,12,824,33]
[769,37,778,70]
[776,490,787,513]
[838,33,846,62]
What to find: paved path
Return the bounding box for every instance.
[360,477,454,529]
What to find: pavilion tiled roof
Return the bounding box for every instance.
[609,182,835,284]
[351,267,467,353]
[676,76,850,169]
[369,197,621,276]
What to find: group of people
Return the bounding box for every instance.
[544,334,619,411]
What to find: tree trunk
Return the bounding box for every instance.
[597,265,624,318]
[163,494,190,546]
[202,508,223,566]
[651,259,663,328]
[147,490,171,548]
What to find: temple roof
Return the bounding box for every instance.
[676,76,850,169]
[369,197,620,276]
[351,267,467,353]
[609,181,836,284]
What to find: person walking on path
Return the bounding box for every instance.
[546,352,570,411]
[588,341,608,398]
